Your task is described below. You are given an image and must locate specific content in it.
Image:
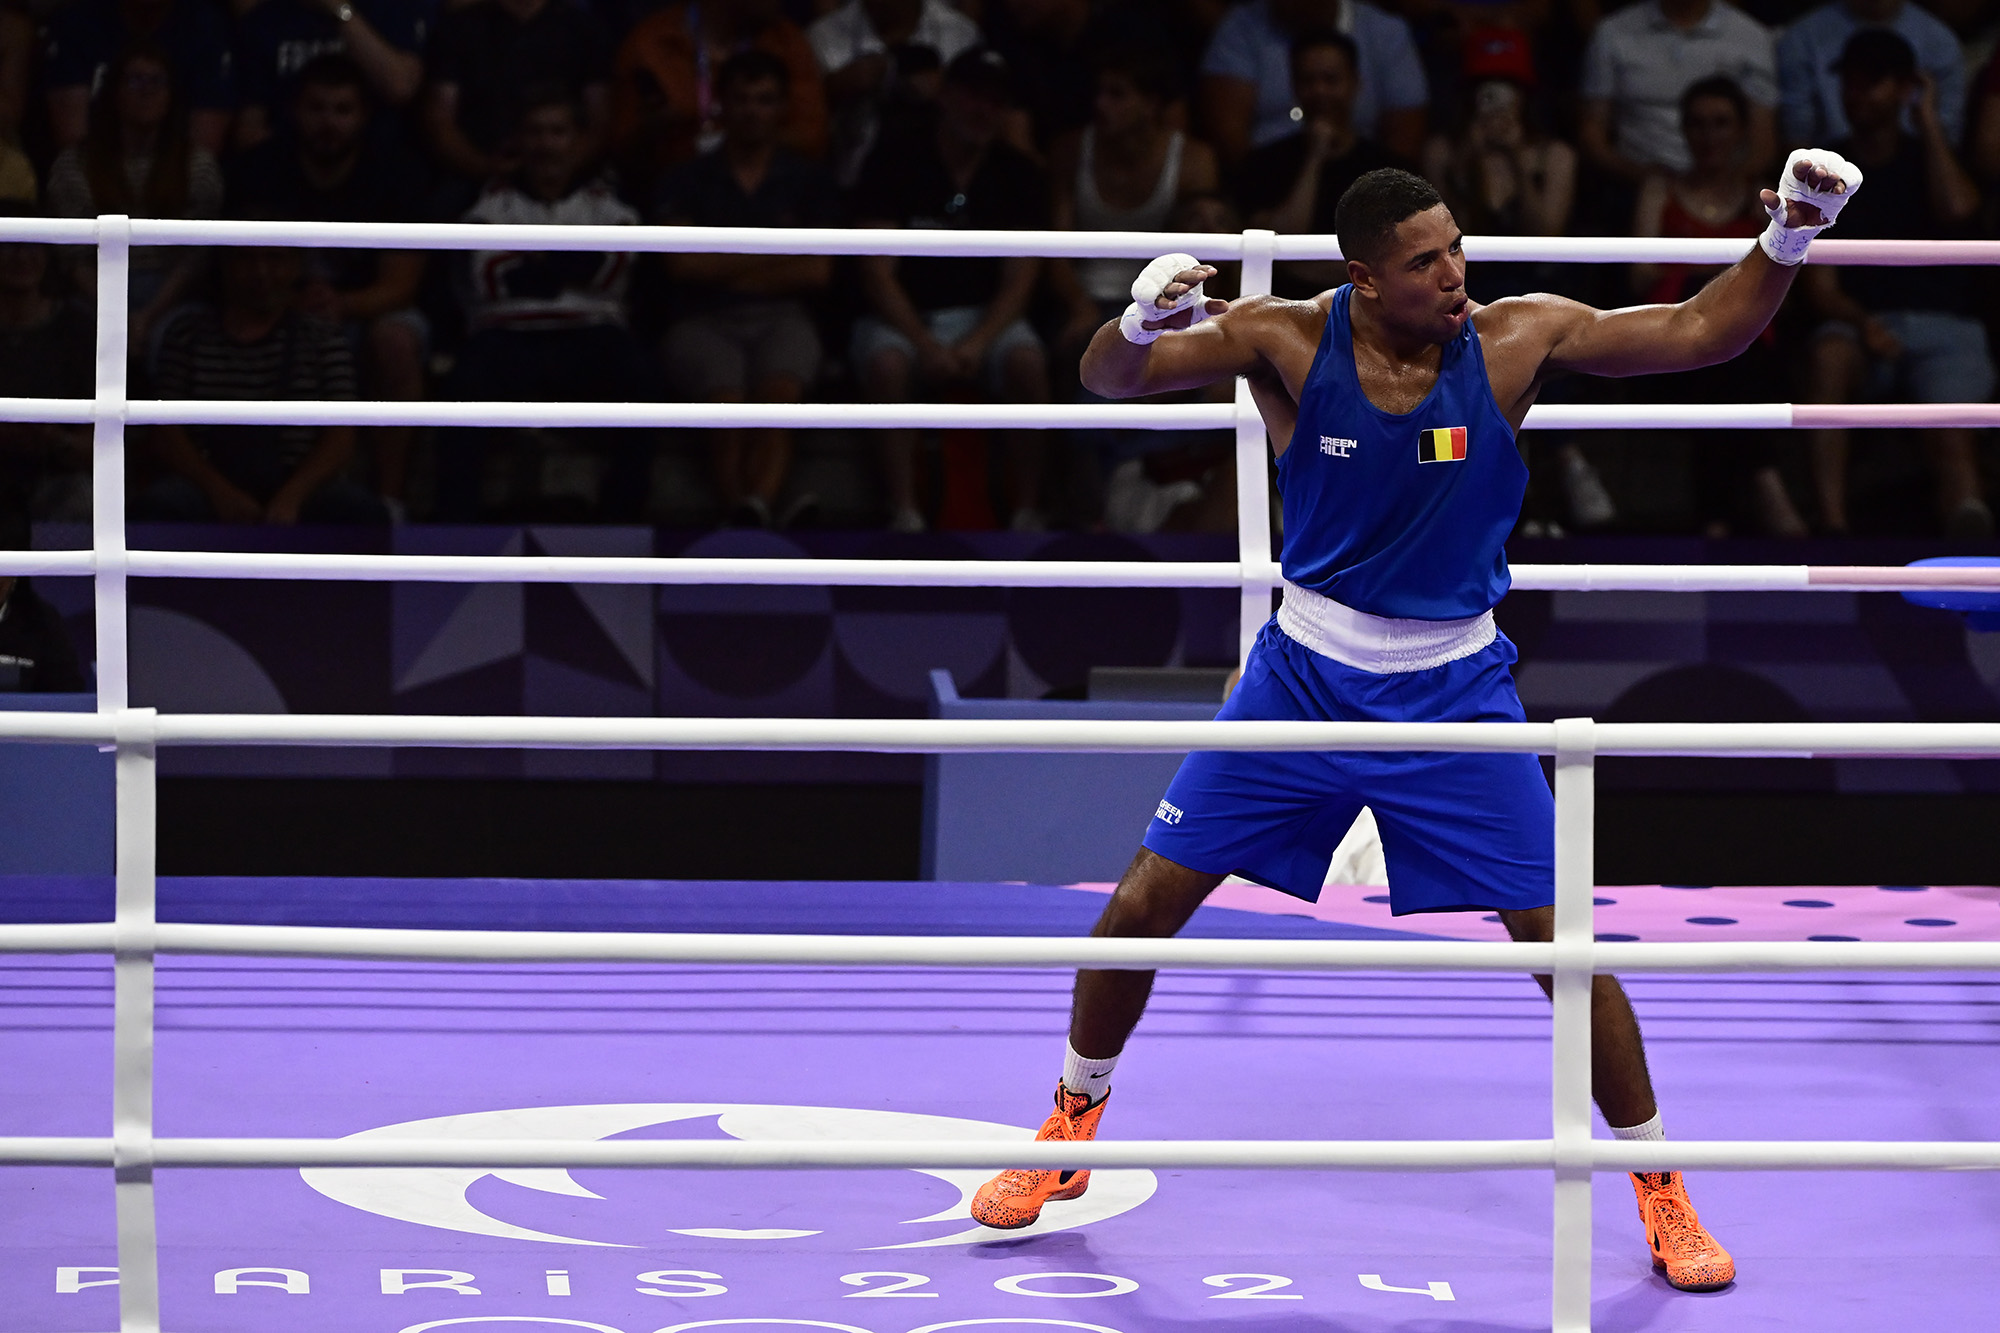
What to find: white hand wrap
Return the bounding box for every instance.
[1759,148,1864,266]
[1119,251,1211,345]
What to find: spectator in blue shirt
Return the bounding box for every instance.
[1777,0,1965,148]
[44,0,235,154]
[1198,0,1428,164]
[1234,30,1408,296]
[232,0,428,150]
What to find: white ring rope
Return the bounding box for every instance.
[4,216,1997,264]
[1,1136,1997,1173]
[5,551,1999,592]
[3,713,2000,755]
[0,396,1996,430]
[5,216,1991,1333]
[10,923,2000,973]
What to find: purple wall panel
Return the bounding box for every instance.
[23,526,2000,790]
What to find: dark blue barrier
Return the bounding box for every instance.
[0,694,112,874]
[924,669,1216,883]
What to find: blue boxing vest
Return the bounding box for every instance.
[1276,285,1525,621]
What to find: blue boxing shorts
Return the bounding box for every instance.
[1142,620,1554,915]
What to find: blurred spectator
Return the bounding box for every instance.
[809,0,980,185]
[1053,44,1223,341]
[1425,28,1611,532]
[442,89,659,523]
[1579,0,1776,182]
[1777,0,1964,149]
[1968,44,2000,189]
[612,0,826,198]
[44,0,235,154]
[1631,76,1806,536]
[139,246,388,525]
[231,0,428,150]
[0,214,93,522]
[231,55,430,516]
[851,48,1051,532]
[1421,28,1573,248]
[656,49,838,529]
[1802,30,1990,537]
[0,4,36,150]
[1235,29,1406,297]
[1096,0,1232,107]
[47,44,225,355]
[424,0,612,195]
[1199,0,1428,164]
[0,503,86,692]
[1050,43,1230,534]
[982,0,1097,154]
[1399,0,1553,131]
[0,124,30,200]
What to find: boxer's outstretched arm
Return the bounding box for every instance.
[1524,247,1798,379]
[1522,152,1859,380]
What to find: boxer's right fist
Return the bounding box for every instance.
[1121,253,1229,344]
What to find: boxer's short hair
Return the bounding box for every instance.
[1335,169,1445,269]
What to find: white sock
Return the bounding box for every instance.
[1613,1112,1667,1179]
[1610,1112,1665,1142]
[1061,1042,1117,1104]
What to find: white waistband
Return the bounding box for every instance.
[1276,582,1497,674]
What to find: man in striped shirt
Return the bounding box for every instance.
[138,245,388,525]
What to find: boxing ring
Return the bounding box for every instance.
[4,217,2000,1333]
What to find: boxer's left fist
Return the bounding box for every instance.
[1758,149,1864,264]
[1761,149,1863,231]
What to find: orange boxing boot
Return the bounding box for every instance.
[1633,1171,1736,1291]
[969,1084,1107,1229]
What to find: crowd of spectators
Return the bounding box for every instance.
[0,0,1995,538]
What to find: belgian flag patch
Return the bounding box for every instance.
[1418,426,1468,463]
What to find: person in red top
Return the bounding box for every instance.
[1632,75,1808,537]
[612,0,828,195]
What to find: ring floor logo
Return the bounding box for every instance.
[394,1320,1133,1333]
[304,1104,1158,1250]
[307,1108,1163,1333]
